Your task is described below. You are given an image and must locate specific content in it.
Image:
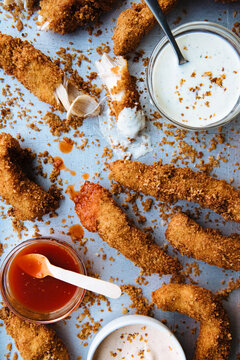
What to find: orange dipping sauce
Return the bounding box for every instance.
[8,240,84,313]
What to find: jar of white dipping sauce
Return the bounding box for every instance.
[147,22,240,130]
[87,315,186,360]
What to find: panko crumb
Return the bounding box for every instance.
[121,285,153,316]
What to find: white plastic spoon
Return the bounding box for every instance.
[18,253,121,299]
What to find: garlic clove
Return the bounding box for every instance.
[55,79,100,119]
[66,94,100,120]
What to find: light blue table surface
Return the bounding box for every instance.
[0,0,239,359]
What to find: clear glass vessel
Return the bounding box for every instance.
[147,21,240,131]
[0,237,86,324]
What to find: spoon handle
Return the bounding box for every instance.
[144,0,188,65]
[48,263,121,299]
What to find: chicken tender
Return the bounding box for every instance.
[109,160,240,223]
[0,133,59,221]
[0,32,99,118]
[38,0,115,34]
[0,307,69,360]
[0,32,63,108]
[96,54,145,138]
[166,212,240,271]
[112,0,178,56]
[71,181,181,276]
[152,284,231,360]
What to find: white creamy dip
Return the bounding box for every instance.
[152,31,240,128]
[117,106,145,138]
[93,324,183,360]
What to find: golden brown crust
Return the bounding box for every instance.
[0,307,69,360]
[0,133,59,221]
[152,284,231,360]
[112,0,178,56]
[39,0,115,34]
[109,160,240,223]
[166,212,240,270]
[73,181,182,275]
[0,32,63,108]
[111,60,141,118]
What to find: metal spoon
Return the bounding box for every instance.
[18,253,122,299]
[144,0,188,65]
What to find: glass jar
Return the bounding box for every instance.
[147,21,240,130]
[0,237,86,324]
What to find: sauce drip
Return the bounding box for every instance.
[53,156,76,176]
[66,184,78,201]
[8,241,83,313]
[59,138,73,154]
[68,225,84,242]
[82,173,89,180]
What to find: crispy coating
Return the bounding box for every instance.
[112,0,178,56]
[0,133,59,221]
[152,284,231,360]
[3,0,36,9]
[166,212,240,270]
[0,307,69,360]
[0,32,63,108]
[39,0,115,34]
[72,181,181,275]
[96,54,143,120]
[109,160,240,223]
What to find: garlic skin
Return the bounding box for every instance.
[54,78,100,119]
[96,54,146,139]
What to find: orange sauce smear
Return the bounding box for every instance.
[54,156,76,176]
[59,138,73,154]
[82,173,89,180]
[8,241,83,313]
[68,225,84,243]
[66,184,78,201]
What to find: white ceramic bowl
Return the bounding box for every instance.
[87,314,186,360]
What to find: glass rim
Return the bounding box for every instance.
[146,21,240,131]
[0,237,86,324]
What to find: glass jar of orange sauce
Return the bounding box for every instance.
[0,237,86,323]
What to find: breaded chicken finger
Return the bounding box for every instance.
[166,212,240,270]
[112,0,178,56]
[109,160,240,223]
[96,53,145,138]
[38,0,115,34]
[0,133,58,221]
[0,33,99,118]
[0,307,69,360]
[152,284,231,360]
[71,181,181,276]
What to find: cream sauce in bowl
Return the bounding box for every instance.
[90,321,185,360]
[151,30,240,128]
[87,316,186,360]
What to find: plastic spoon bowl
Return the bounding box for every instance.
[17,253,121,299]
